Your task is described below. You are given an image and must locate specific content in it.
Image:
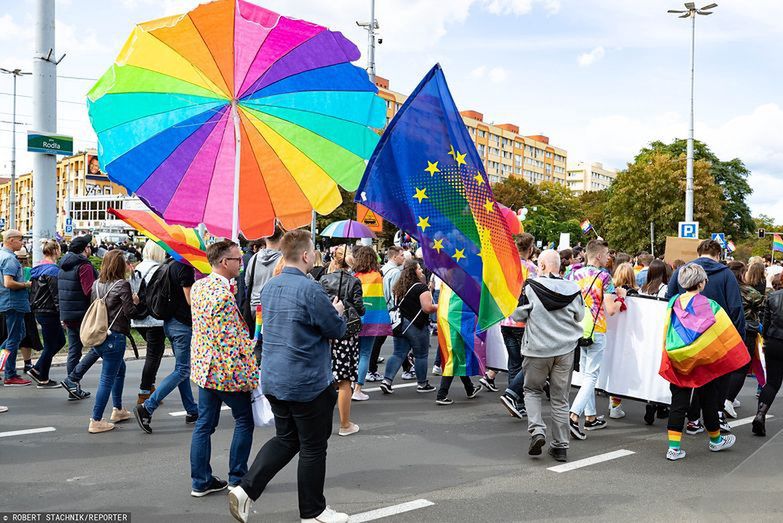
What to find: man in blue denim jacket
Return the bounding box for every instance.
[229,229,348,523]
[0,230,32,387]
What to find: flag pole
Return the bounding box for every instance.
[231,100,241,242]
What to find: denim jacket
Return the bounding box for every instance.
[260,267,347,402]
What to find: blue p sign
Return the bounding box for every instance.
[678,221,699,239]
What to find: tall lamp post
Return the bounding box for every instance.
[667,2,717,222]
[0,67,32,230]
[356,0,380,83]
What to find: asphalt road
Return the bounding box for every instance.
[1,345,781,523]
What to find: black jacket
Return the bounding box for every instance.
[319,270,365,317]
[58,252,97,322]
[30,263,60,314]
[763,290,783,341]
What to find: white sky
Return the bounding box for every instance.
[1,0,781,223]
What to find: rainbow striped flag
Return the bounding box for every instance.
[356,271,391,336]
[436,284,485,377]
[580,220,592,234]
[253,305,262,341]
[726,240,736,253]
[774,234,783,253]
[355,65,522,331]
[108,208,210,274]
[659,292,750,388]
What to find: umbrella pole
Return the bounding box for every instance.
[231,100,241,241]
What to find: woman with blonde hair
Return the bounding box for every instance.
[27,239,65,387]
[308,250,326,281]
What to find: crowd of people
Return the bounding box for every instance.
[1,225,783,523]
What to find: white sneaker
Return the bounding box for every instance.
[351,390,369,401]
[723,400,737,419]
[732,399,741,408]
[709,433,736,452]
[432,365,442,376]
[228,485,251,523]
[666,448,686,461]
[301,506,349,523]
[609,405,626,419]
[401,371,416,381]
[338,422,360,436]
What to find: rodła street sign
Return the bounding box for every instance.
[27,130,74,155]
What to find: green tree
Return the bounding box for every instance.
[577,189,610,238]
[635,139,754,239]
[606,151,724,254]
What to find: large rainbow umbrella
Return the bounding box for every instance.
[321,219,376,239]
[108,208,211,274]
[88,0,386,240]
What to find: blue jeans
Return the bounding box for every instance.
[144,318,196,416]
[3,309,26,379]
[356,336,376,386]
[190,386,254,491]
[384,319,429,385]
[32,313,66,381]
[570,333,606,417]
[503,327,525,400]
[91,332,127,421]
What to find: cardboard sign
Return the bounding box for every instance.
[357,204,383,232]
[664,236,701,266]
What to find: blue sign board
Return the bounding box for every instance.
[678,221,699,239]
[711,233,726,247]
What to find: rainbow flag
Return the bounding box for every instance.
[253,305,262,341]
[726,240,736,253]
[108,208,210,274]
[580,220,592,234]
[355,65,522,331]
[356,271,391,336]
[659,292,750,388]
[436,284,485,377]
[774,234,783,253]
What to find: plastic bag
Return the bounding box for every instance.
[251,387,274,427]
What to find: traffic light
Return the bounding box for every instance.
[758,228,766,238]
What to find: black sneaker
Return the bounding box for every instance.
[134,404,153,434]
[436,397,453,405]
[416,383,436,393]
[27,367,44,385]
[500,394,523,419]
[37,379,61,389]
[569,417,586,440]
[656,406,670,419]
[185,412,199,424]
[584,417,607,431]
[61,379,90,400]
[23,363,33,374]
[528,434,546,456]
[644,404,656,425]
[379,380,393,394]
[548,447,567,462]
[466,384,483,399]
[478,374,498,392]
[190,476,228,497]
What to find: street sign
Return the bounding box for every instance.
[357,204,383,233]
[27,130,74,156]
[65,217,73,226]
[0,218,5,229]
[711,232,726,247]
[64,224,74,238]
[678,221,699,239]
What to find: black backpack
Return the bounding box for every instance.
[146,260,177,321]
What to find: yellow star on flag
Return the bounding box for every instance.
[452,248,465,262]
[417,216,431,232]
[455,152,467,167]
[425,161,440,176]
[474,173,485,185]
[483,198,494,213]
[413,187,428,203]
[432,239,444,253]
[448,145,456,158]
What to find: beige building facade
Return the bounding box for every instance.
[566,161,617,195]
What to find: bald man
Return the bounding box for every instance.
[0,229,33,386]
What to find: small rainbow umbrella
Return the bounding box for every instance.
[321,219,376,239]
[88,0,386,240]
[108,208,211,274]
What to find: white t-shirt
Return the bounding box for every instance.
[767,265,783,289]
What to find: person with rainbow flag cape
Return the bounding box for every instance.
[659,263,750,461]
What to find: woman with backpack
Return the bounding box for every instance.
[26,239,65,388]
[86,249,140,434]
[379,259,438,395]
[131,241,167,405]
[320,248,364,436]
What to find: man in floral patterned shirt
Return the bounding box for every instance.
[188,239,257,498]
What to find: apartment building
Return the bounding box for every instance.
[566,161,617,195]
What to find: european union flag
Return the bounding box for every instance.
[355,64,522,330]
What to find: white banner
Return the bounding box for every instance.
[573,296,672,404]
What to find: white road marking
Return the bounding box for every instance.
[0,426,56,438]
[362,383,419,393]
[168,405,230,417]
[547,449,635,473]
[730,414,773,428]
[350,499,435,522]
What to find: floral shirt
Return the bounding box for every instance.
[190,273,258,392]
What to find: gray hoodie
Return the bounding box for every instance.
[512,276,585,358]
[245,248,283,307]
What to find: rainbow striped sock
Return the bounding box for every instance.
[708,430,721,443]
[668,430,682,449]
[611,397,622,408]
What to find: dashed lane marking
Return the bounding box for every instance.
[350,499,435,522]
[0,427,56,438]
[547,449,635,473]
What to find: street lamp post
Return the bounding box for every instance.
[667,2,717,223]
[356,0,380,83]
[0,67,32,230]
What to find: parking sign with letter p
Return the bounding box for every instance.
[678,221,699,239]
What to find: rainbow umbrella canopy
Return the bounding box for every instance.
[88,0,386,240]
[321,219,376,239]
[108,208,211,274]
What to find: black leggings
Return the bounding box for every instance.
[726,330,758,402]
[759,337,783,407]
[672,379,721,433]
[436,376,475,400]
[137,327,166,392]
